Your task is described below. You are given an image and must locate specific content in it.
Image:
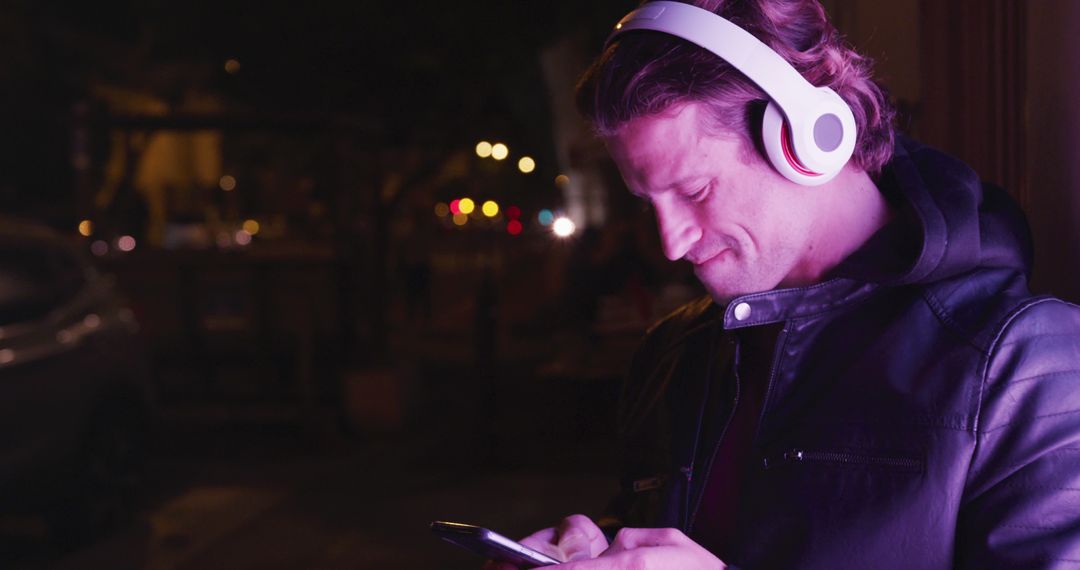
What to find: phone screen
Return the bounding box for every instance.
[430,521,562,568]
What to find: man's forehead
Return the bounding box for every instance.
[610,103,703,147]
[604,103,735,192]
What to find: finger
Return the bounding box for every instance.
[516,526,565,561]
[557,515,608,561]
[604,527,692,556]
[519,526,557,549]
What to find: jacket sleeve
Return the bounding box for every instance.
[957,298,1080,568]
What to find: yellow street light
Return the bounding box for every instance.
[475,141,493,158]
[491,143,509,161]
[518,156,536,174]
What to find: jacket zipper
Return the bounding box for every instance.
[763,448,923,470]
[752,326,788,446]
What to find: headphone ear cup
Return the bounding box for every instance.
[761,100,831,186]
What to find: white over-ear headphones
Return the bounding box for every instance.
[607,1,857,186]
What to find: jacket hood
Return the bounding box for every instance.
[838,135,1034,286]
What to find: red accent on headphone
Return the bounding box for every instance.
[780,123,822,177]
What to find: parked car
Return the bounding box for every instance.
[0,218,152,543]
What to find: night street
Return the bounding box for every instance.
[2,0,1079,568]
[1,330,625,569]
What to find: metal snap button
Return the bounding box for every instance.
[734,302,751,321]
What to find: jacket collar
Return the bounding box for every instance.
[721,279,880,329]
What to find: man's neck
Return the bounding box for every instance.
[783,167,893,287]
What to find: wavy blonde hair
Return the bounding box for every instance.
[577,0,896,173]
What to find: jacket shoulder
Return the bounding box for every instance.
[643,295,717,347]
[619,295,717,434]
[922,267,1035,352]
[981,296,1080,424]
[959,297,1080,566]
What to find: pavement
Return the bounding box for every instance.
[0,315,627,570]
[1,414,619,570]
[0,264,673,569]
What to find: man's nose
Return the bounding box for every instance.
[655,203,701,261]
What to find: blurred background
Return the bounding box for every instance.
[0,0,1077,568]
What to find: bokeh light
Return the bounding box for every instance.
[506,205,521,220]
[459,198,476,215]
[216,231,233,249]
[90,240,108,256]
[435,202,450,217]
[507,220,523,236]
[117,235,137,252]
[538,209,554,226]
[491,143,509,161]
[225,59,241,74]
[453,213,469,226]
[235,230,253,246]
[219,175,237,192]
[475,141,493,158]
[242,219,260,235]
[482,200,499,217]
[78,220,94,237]
[555,174,570,187]
[83,313,101,329]
[553,217,576,238]
[518,156,536,174]
[450,199,462,215]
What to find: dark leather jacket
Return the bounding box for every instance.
[611,137,1080,569]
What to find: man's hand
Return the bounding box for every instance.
[481,514,608,569]
[557,527,726,569]
[481,517,726,569]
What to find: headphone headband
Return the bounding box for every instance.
[605,1,858,186]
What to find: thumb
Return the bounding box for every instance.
[559,528,593,561]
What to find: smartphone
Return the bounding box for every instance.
[430,520,562,568]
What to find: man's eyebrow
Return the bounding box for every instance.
[634,176,702,196]
[665,176,704,190]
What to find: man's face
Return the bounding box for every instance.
[603,102,816,304]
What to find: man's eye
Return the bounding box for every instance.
[686,184,711,203]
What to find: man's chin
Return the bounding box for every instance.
[694,261,767,306]
[694,267,740,305]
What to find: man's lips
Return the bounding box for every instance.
[687,248,728,265]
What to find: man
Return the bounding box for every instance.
[489,0,1080,568]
